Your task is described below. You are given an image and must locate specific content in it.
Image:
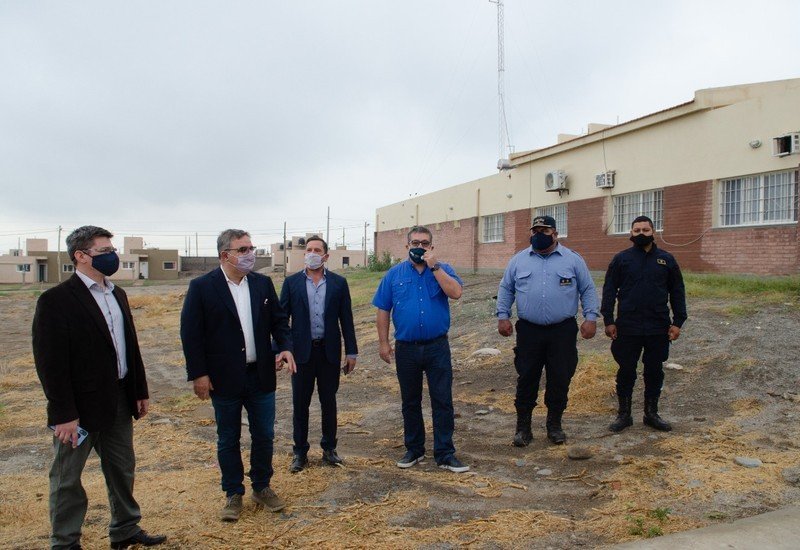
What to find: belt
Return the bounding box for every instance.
[396,334,447,346]
[518,317,575,329]
[311,339,325,348]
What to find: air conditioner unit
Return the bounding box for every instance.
[595,171,616,189]
[545,170,567,191]
[772,132,800,157]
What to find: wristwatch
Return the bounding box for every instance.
[430,262,441,272]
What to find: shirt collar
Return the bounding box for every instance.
[529,243,564,257]
[305,267,328,281]
[223,268,248,286]
[75,268,113,291]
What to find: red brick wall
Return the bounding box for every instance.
[376,180,799,274]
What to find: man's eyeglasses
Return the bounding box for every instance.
[81,247,117,255]
[408,240,431,247]
[225,246,257,254]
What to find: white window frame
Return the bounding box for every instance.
[162,261,177,270]
[719,169,798,227]
[62,264,74,273]
[535,204,568,237]
[16,264,31,272]
[122,261,135,269]
[612,190,663,234]
[481,213,504,243]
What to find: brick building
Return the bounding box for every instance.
[375,79,800,275]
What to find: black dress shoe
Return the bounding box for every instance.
[110,530,167,549]
[289,454,308,473]
[322,448,343,466]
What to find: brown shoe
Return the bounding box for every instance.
[251,486,285,512]
[220,494,243,522]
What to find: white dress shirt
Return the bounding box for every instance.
[75,269,128,379]
[223,270,257,363]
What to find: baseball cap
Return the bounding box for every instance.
[531,215,556,230]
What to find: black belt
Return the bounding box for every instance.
[396,334,447,346]
[311,339,325,348]
[518,317,575,329]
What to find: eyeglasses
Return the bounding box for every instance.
[408,240,431,247]
[225,246,257,254]
[81,247,117,255]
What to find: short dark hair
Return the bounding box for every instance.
[66,225,114,264]
[306,235,328,254]
[407,225,433,243]
[217,229,250,257]
[631,216,654,229]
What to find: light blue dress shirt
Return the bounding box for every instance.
[496,244,599,325]
[305,269,327,339]
[75,269,128,378]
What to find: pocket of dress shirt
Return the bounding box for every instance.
[557,270,576,291]
[391,278,411,303]
[514,271,532,292]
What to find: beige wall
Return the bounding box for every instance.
[26,238,48,252]
[376,78,800,231]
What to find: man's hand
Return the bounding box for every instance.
[193,375,214,400]
[136,399,149,417]
[343,357,357,375]
[276,350,297,374]
[423,250,438,269]
[604,323,617,340]
[53,419,80,448]
[580,320,597,339]
[498,319,513,337]
[668,325,681,341]
[379,342,394,364]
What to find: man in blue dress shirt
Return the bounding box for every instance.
[497,215,599,446]
[373,226,469,473]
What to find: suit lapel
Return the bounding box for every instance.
[324,271,334,312]
[248,273,261,328]
[298,272,310,313]
[211,268,240,322]
[67,274,115,350]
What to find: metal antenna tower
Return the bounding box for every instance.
[491,0,513,170]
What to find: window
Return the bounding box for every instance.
[122,261,135,269]
[772,133,799,157]
[163,261,177,270]
[612,190,663,233]
[720,169,798,227]
[62,264,74,273]
[16,264,31,272]
[482,213,504,243]
[535,204,568,237]
[342,256,350,267]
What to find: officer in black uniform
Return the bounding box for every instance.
[601,215,687,432]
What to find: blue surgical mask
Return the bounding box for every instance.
[91,251,120,277]
[530,233,554,251]
[408,247,426,264]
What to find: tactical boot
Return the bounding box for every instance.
[643,396,672,432]
[608,394,633,433]
[512,408,533,447]
[546,409,566,444]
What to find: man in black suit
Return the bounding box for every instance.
[32,225,166,550]
[180,228,295,522]
[279,236,358,473]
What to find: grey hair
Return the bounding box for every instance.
[406,225,433,243]
[217,229,250,256]
[66,226,114,264]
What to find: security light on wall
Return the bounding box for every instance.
[749,139,762,149]
[506,193,513,198]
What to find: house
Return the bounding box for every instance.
[375,78,800,275]
[270,233,366,274]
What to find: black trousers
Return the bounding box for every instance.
[513,318,579,413]
[610,333,670,399]
[291,345,340,456]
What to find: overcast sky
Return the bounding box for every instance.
[1,1,798,256]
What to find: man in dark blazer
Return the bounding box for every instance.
[279,235,358,473]
[32,225,165,550]
[180,228,295,522]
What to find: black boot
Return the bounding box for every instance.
[513,408,533,447]
[608,394,633,433]
[643,396,672,432]
[546,409,566,445]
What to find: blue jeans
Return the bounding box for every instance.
[394,336,456,463]
[211,366,275,496]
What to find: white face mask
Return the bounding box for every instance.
[304,252,324,270]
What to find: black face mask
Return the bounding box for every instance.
[408,247,426,264]
[630,234,654,248]
[530,233,554,251]
[91,251,120,276]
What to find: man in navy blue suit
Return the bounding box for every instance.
[280,236,358,473]
[180,229,295,522]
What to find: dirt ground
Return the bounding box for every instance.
[1,272,799,549]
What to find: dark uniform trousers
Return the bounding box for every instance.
[513,318,579,413]
[49,382,141,549]
[610,334,670,399]
[291,343,341,456]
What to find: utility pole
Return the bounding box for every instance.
[363,222,368,267]
[341,226,345,249]
[195,232,198,257]
[326,206,330,245]
[490,0,513,170]
[282,221,287,277]
[57,225,63,283]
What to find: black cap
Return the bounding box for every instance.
[531,215,556,230]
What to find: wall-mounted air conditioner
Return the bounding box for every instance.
[772,132,800,157]
[545,170,567,192]
[595,171,616,189]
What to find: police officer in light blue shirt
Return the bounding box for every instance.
[497,215,599,446]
